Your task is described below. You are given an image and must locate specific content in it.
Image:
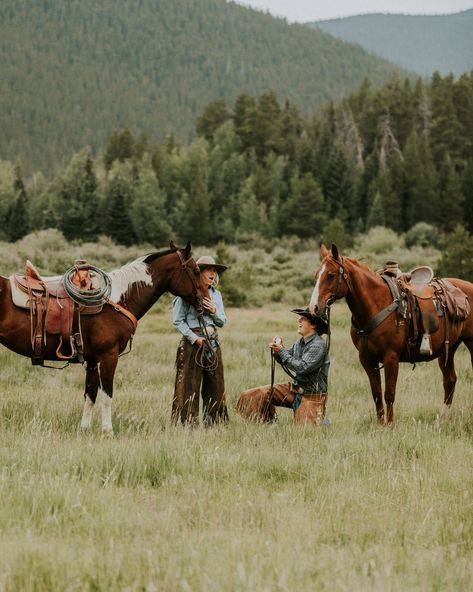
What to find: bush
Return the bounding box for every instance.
[405,222,438,248]
[436,225,473,281]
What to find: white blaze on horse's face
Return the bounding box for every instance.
[109,257,153,303]
[310,263,326,313]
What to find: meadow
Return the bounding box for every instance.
[0,299,472,591]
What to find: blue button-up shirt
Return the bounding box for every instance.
[172,287,226,344]
[277,333,329,394]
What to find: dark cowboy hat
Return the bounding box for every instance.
[196,255,227,274]
[291,307,328,335]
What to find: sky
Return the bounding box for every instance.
[235,0,473,22]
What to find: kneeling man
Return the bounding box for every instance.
[236,308,329,424]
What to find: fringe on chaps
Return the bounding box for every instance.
[172,337,229,425]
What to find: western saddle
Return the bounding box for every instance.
[379,261,470,361]
[10,260,107,366]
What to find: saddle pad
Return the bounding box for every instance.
[9,274,62,309]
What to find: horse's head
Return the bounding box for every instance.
[169,240,209,307]
[309,243,350,317]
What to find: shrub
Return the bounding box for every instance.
[436,225,473,281]
[405,222,438,248]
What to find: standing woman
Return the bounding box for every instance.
[172,255,229,425]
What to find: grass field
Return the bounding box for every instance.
[1,302,472,591]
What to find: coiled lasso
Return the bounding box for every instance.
[63,264,112,307]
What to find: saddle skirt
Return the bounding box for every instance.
[380,263,470,358]
[9,261,107,364]
[10,274,103,315]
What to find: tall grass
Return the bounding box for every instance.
[0,304,472,591]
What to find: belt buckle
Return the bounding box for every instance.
[206,325,215,336]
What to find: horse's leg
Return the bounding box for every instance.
[96,353,119,434]
[438,341,462,407]
[383,354,400,426]
[359,354,384,423]
[80,362,100,429]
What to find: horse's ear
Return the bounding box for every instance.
[170,240,177,249]
[331,243,340,260]
[320,244,329,258]
[184,241,192,257]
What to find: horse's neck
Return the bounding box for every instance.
[126,282,166,320]
[344,263,392,326]
[114,259,170,320]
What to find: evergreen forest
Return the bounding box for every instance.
[0,0,400,175]
[311,9,473,77]
[1,71,472,256]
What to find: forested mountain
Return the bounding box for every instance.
[309,10,473,77]
[0,0,400,175]
[1,72,472,251]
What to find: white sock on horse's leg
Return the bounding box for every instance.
[100,389,113,434]
[80,395,94,429]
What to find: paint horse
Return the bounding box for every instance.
[310,244,473,425]
[0,242,207,433]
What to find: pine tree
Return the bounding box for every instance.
[196,98,231,143]
[439,157,464,231]
[130,156,171,246]
[7,166,29,241]
[53,149,99,241]
[284,172,326,238]
[104,165,136,245]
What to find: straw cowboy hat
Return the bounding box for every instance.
[196,255,227,275]
[291,307,328,335]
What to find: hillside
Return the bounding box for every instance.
[309,9,473,77]
[0,0,400,175]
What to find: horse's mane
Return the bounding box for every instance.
[108,248,182,302]
[343,256,375,274]
[143,247,178,264]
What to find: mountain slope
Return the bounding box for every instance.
[309,10,473,77]
[0,0,400,174]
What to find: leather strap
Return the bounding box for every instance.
[107,299,138,332]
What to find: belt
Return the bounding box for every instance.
[292,384,325,396]
[191,326,217,336]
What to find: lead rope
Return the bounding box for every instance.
[194,305,219,371]
[265,308,331,418]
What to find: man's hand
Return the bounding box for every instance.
[195,337,205,347]
[202,297,216,314]
[270,336,284,353]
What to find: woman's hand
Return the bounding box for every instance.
[202,297,216,314]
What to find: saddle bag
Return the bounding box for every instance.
[437,279,470,323]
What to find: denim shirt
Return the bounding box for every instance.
[172,287,226,344]
[277,333,329,394]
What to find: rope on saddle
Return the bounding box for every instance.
[63,264,112,306]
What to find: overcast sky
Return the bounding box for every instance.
[235,0,473,22]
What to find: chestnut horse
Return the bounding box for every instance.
[309,244,473,425]
[0,242,207,433]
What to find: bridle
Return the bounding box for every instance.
[175,250,203,308]
[323,256,354,307]
[175,250,219,370]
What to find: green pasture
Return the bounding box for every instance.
[0,302,472,591]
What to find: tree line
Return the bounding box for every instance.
[1,71,472,249]
[0,0,397,175]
